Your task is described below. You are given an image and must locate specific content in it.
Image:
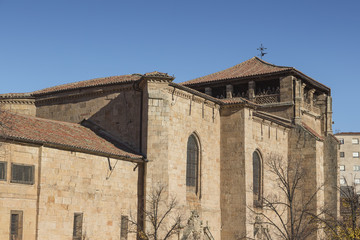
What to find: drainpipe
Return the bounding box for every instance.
[35,145,43,240]
[133,77,147,239]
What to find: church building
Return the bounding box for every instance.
[0,57,338,239]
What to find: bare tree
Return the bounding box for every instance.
[128,184,184,240]
[249,154,324,240]
[321,178,360,240]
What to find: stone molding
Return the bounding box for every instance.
[300,107,322,119]
[166,87,219,109]
[0,99,35,105]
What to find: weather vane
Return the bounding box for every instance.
[257,44,267,59]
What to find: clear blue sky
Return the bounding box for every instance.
[0,0,359,132]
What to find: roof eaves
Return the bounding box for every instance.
[301,122,324,141]
[169,82,222,104]
[291,69,330,93]
[253,111,292,128]
[31,80,137,97]
[0,135,144,162]
[182,69,292,86]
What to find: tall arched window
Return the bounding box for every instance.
[186,134,199,192]
[253,151,262,206]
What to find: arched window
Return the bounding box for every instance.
[186,134,199,192]
[253,151,262,206]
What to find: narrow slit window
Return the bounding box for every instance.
[253,151,262,207]
[186,134,199,192]
[10,210,23,240]
[120,215,128,240]
[0,161,6,181]
[73,213,83,240]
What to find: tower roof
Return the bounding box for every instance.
[183,57,291,85]
[182,57,330,92]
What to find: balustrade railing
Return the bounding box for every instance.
[254,94,280,104]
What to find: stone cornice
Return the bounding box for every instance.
[0,99,35,105]
[166,86,219,109]
[253,111,292,128]
[300,107,322,119]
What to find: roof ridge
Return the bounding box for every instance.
[253,56,293,69]
[32,74,135,95]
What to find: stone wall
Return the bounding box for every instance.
[37,147,139,240]
[0,142,39,240]
[0,142,139,240]
[35,84,142,150]
[301,112,322,134]
[0,99,36,116]
[220,107,246,239]
[288,126,325,240]
[220,107,290,239]
[143,81,222,239]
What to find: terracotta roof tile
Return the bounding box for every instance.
[32,74,142,96]
[0,111,143,160]
[335,132,360,135]
[302,122,324,141]
[0,93,34,99]
[182,57,292,86]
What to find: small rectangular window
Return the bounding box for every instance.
[340,165,345,171]
[11,164,34,185]
[340,178,346,185]
[339,138,344,144]
[354,166,360,171]
[120,215,129,240]
[340,152,345,158]
[10,210,23,240]
[355,178,360,185]
[0,162,6,181]
[73,213,83,240]
[353,152,359,158]
[353,138,359,144]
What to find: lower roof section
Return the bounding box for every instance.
[0,110,144,162]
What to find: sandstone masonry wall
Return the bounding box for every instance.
[0,142,39,240]
[0,142,139,240]
[144,81,222,239]
[220,107,290,239]
[35,85,142,150]
[37,147,138,240]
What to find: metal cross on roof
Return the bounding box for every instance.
[257,44,267,59]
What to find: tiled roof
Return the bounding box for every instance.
[335,132,360,135]
[182,57,331,92]
[32,74,142,96]
[302,122,324,141]
[0,111,143,161]
[182,57,292,86]
[0,93,34,99]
